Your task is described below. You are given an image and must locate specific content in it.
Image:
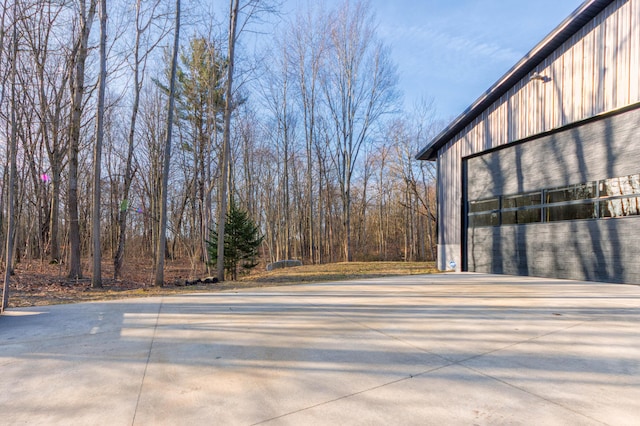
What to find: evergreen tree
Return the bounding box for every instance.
[208,202,264,280]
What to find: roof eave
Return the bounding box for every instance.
[416,0,615,161]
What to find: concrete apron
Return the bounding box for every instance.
[1,273,639,425]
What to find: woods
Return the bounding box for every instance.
[0,0,437,307]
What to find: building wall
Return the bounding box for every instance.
[466,105,640,283]
[437,0,640,272]
[468,219,640,283]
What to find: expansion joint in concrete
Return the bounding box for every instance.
[131,297,164,426]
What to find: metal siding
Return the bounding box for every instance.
[552,54,564,128]
[526,73,533,134]
[466,106,640,284]
[604,3,617,111]
[468,220,640,284]
[618,0,631,106]
[632,0,640,102]
[440,144,460,247]
[498,96,508,145]
[573,36,584,122]
[583,27,595,116]
[563,44,574,125]
[437,0,639,266]
[595,12,606,112]
[543,55,555,130]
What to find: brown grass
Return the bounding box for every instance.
[241,261,438,284]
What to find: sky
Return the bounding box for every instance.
[372,0,585,120]
[281,0,585,122]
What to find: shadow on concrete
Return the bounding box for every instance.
[1,275,639,424]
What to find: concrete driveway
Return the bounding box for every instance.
[1,273,639,425]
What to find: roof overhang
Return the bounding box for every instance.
[416,0,615,161]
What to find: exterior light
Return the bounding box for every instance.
[530,72,547,82]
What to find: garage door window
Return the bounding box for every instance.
[468,173,640,227]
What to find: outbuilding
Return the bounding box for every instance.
[417,0,640,284]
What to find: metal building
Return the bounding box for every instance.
[417,0,640,284]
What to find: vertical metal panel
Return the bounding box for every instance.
[534,67,543,133]
[563,42,574,125]
[582,27,595,116]
[439,142,461,246]
[572,36,584,121]
[525,77,533,135]
[498,95,508,145]
[437,0,639,264]
[631,0,640,102]
[604,3,618,111]
[594,11,606,112]
[543,55,556,130]
[617,0,631,106]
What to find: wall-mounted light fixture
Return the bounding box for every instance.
[530,72,549,82]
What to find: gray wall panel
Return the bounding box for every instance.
[469,219,640,284]
[466,107,640,284]
[468,106,640,200]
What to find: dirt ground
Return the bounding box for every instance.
[3,258,240,308]
[3,259,438,308]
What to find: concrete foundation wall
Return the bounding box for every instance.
[437,244,461,272]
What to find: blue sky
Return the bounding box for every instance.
[253,0,585,121]
[369,0,585,120]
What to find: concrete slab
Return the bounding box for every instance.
[264,364,603,426]
[1,273,639,425]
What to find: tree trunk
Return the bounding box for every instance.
[154,0,180,286]
[344,182,352,262]
[114,0,145,279]
[49,161,61,263]
[68,0,96,279]
[2,10,18,312]
[283,85,291,260]
[92,0,107,288]
[216,0,239,282]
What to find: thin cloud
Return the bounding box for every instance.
[384,23,521,64]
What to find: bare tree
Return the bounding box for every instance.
[259,34,296,261]
[379,105,438,262]
[400,100,438,260]
[215,0,239,282]
[288,4,326,263]
[154,0,180,286]
[0,0,440,298]
[91,0,107,287]
[322,0,399,262]
[136,85,167,260]
[114,0,168,279]
[217,0,279,281]
[14,0,72,264]
[373,144,391,259]
[2,0,18,312]
[67,0,97,279]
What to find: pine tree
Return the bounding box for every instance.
[208,202,264,280]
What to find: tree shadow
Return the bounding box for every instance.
[1,278,640,423]
[467,20,638,283]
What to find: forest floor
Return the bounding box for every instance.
[4,259,438,308]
